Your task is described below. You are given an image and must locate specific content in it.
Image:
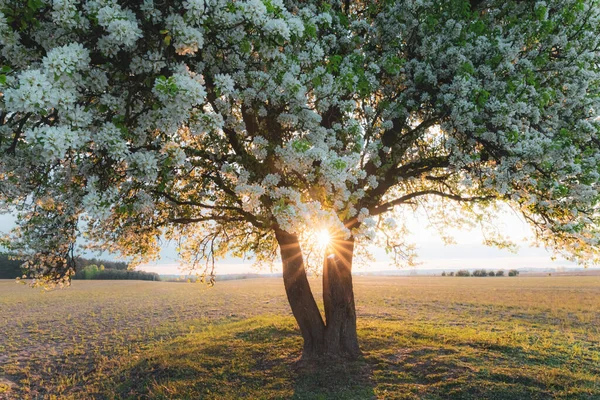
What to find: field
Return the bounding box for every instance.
[1,276,599,399]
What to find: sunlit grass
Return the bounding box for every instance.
[0,276,599,399]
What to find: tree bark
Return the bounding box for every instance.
[275,228,361,360]
[322,237,361,359]
[274,228,325,358]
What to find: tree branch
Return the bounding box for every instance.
[370,190,496,216]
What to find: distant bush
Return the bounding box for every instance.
[508,269,520,277]
[441,272,446,276]
[487,271,495,277]
[448,271,454,276]
[73,265,159,281]
[496,270,505,277]
[472,269,487,277]
[456,270,470,277]
[0,253,23,279]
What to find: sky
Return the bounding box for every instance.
[1,207,580,276]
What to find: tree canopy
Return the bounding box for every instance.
[1,0,600,287]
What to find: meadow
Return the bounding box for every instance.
[0,276,599,399]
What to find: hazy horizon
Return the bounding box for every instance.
[0,208,585,276]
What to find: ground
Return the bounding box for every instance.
[0,276,599,399]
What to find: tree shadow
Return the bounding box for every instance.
[104,317,598,399]
[106,317,376,399]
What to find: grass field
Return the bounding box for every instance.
[1,276,599,399]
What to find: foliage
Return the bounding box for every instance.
[496,270,505,276]
[1,0,600,285]
[1,276,599,398]
[456,269,471,277]
[472,269,488,277]
[508,269,520,277]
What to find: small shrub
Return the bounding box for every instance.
[472,269,487,277]
[508,269,519,277]
[448,271,454,276]
[488,271,495,277]
[456,269,470,277]
[441,272,447,276]
[496,270,505,276]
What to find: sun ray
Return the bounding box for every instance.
[316,230,331,248]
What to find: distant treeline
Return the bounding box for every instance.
[0,254,158,281]
[442,269,519,277]
[74,257,128,271]
[73,264,159,281]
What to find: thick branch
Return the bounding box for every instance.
[370,190,496,216]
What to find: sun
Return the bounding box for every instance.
[316,230,331,247]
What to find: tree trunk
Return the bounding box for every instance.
[275,228,361,360]
[274,228,325,358]
[322,237,361,359]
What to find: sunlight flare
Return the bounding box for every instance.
[316,230,331,247]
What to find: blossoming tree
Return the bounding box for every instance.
[2,0,600,359]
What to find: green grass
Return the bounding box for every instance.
[1,276,599,399]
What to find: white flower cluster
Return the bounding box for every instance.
[94,123,129,159]
[94,2,143,52]
[26,126,85,161]
[82,176,118,221]
[166,14,204,55]
[153,72,206,109]
[264,19,291,41]
[235,183,265,213]
[128,151,159,182]
[4,70,56,112]
[184,0,208,23]
[4,43,90,114]
[242,0,267,24]
[249,136,269,160]
[51,0,89,29]
[214,74,235,97]
[43,43,90,78]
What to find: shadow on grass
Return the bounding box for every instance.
[107,316,375,399]
[105,316,599,399]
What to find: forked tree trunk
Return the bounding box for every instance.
[275,228,361,360]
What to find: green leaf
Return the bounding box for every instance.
[291,139,311,153]
[327,55,343,73]
[304,23,316,38]
[240,39,251,54]
[332,159,347,171]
